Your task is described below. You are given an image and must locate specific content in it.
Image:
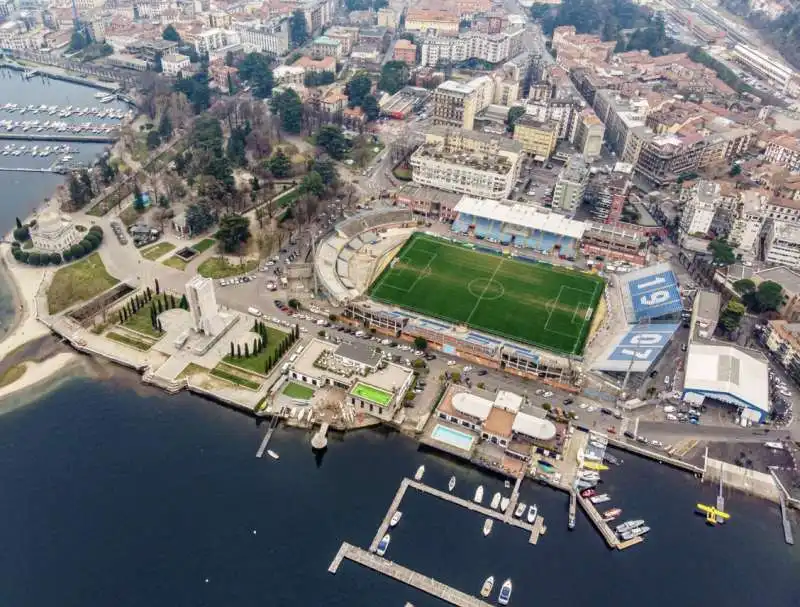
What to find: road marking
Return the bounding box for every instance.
[633,416,640,437]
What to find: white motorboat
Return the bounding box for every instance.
[504,480,511,489]
[578,471,600,481]
[480,576,494,597]
[621,525,650,541]
[267,450,279,460]
[390,511,402,527]
[474,485,484,504]
[590,493,610,504]
[514,502,526,518]
[616,519,645,534]
[448,475,456,492]
[498,579,512,605]
[500,496,510,512]
[526,504,538,524]
[376,534,390,556]
[415,465,425,481]
[491,492,501,510]
[483,518,493,536]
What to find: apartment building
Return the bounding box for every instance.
[573,108,605,161]
[551,154,588,215]
[405,8,459,36]
[592,90,650,165]
[680,180,719,240]
[764,221,800,267]
[294,55,336,74]
[193,28,232,54]
[161,53,190,76]
[419,28,523,67]
[524,98,581,142]
[722,190,766,259]
[233,20,290,56]
[513,114,558,159]
[274,65,305,86]
[324,26,360,56]
[409,127,523,199]
[377,8,400,29]
[764,197,800,225]
[309,36,343,59]
[299,0,336,34]
[765,134,800,172]
[432,80,478,130]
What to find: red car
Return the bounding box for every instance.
[607,426,617,434]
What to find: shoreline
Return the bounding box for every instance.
[0,252,24,347]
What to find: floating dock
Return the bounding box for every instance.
[568,490,577,530]
[778,491,794,545]
[575,493,642,550]
[329,542,492,607]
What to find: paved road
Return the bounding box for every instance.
[636,420,792,443]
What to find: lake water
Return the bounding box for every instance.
[0,377,796,607]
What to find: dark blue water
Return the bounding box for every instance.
[0,378,796,607]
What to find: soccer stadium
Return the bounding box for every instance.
[368,233,604,356]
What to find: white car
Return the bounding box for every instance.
[300,327,308,333]
[543,391,553,398]
[535,389,544,395]
[663,405,676,413]
[586,406,596,413]
[579,403,589,409]
[446,360,457,367]
[463,366,473,372]
[666,413,678,421]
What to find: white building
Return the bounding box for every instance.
[723,190,766,260]
[29,211,81,252]
[193,28,232,54]
[419,28,524,68]
[552,154,588,216]
[764,221,800,267]
[732,43,797,93]
[274,65,305,86]
[233,20,290,56]
[410,127,523,200]
[161,53,190,76]
[680,180,719,240]
[186,276,226,337]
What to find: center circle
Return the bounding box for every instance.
[468,278,505,300]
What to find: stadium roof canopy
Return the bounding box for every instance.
[682,343,770,420]
[619,262,684,322]
[453,196,588,240]
[592,323,679,373]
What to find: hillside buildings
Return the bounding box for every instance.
[512,114,558,159]
[419,28,524,67]
[405,8,459,36]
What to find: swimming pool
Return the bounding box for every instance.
[431,424,475,451]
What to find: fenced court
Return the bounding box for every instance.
[351,382,393,406]
[368,233,604,355]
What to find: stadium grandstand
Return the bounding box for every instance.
[451,197,587,258]
[315,210,415,305]
[618,262,684,323]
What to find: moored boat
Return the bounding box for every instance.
[480,576,494,597]
[580,488,596,498]
[390,511,402,527]
[483,518,493,536]
[578,471,600,482]
[583,461,609,471]
[603,507,622,521]
[621,525,650,541]
[514,502,526,518]
[500,496,510,512]
[603,453,621,465]
[267,450,279,460]
[491,492,501,510]
[415,465,425,481]
[376,534,390,556]
[448,475,456,492]
[526,504,538,524]
[474,485,484,504]
[498,579,513,605]
[590,493,610,504]
[616,519,645,534]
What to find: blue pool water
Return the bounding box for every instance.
[431,424,475,451]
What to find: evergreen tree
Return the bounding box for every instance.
[179,294,188,309]
[146,287,152,301]
[170,294,176,308]
[237,344,242,358]
[155,278,160,295]
[265,358,270,373]
[119,311,124,324]
[230,342,235,358]
[245,343,250,358]
[15,217,22,229]
[157,319,163,332]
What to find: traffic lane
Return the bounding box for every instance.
[636,420,792,442]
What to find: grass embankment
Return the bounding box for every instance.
[282,381,315,399]
[222,326,288,375]
[140,242,176,261]
[121,301,163,338]
[48,253,119,314]
[0,363,27,388]
[163,256,188,270]
[192,238,216,253]
[210,364,262,390]
[197,257,258,279]
[106,331,152,351]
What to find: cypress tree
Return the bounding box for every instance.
[118,310,123,324]
[179,294,188,310]
[253,319,258,332]
[146,287,152,301]
[155,278,160,295]
[265,358,269,373]
[170,294,176,308]
[245,343,250,358]
[157,318,163,332]
[230,342,235,358]
[163,293,168,308]
[237,344,242,358]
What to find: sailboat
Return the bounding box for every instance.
[448,475,456,492]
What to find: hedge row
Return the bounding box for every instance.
[11,225,104,266]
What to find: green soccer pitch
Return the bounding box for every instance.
[368,234,605,355]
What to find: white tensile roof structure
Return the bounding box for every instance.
[453,196,588,240]
[512,412,557,440]
[682,343,770,419]
[451,391,493,421]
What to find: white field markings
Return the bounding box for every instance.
[375,236,438,294]
[465,257,505,326]
[543,284,597,341]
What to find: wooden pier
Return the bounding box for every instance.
[576,493,641,550]
[568,490,577,530]
[255,428,274,458]
[370,478,412,551]
[329,542,492,607]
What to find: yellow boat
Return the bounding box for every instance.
[696,503,731,525]
[583,461,609,471]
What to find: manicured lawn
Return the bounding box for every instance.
[369,233,605,355]
[178,363,210,379]
[210,365,261,390]
[106,331,152,351]
[0,363,27,388]
[282,381,315,399]
[351,382,392,407]
[273,187,301,208]
[48,253,119,314]
[222,326,289,375]
[198,257,258,279]
[140,242,175,261]
[163,255,188,270]
[192,238,216,253]
[121,299,164,338]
